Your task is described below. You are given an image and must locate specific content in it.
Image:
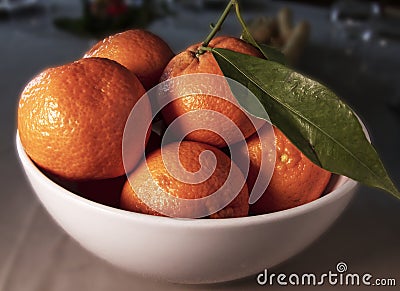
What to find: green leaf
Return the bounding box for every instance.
[258,44,287,65]
[212,47,400,198]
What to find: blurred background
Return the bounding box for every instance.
[1,0,399,290]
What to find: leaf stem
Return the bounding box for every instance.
[196,0,237,56]
[232,0,260,52]
[233,1,248,34]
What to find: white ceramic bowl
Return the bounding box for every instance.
[16,132,358,284]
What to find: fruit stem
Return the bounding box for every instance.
[196,0,237,56]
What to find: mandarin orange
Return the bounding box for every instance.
[160,36,263,148]
[247,126,331,214]
[120,141,249,218]
[84,29,174,90]
[18,57,150,180]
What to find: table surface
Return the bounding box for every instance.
[1,1,399,290]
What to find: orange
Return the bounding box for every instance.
[18,57,151,180]
[246,126,331,214]
[160,36,263,148]
[84,29,174,90]
[120,141,249,218]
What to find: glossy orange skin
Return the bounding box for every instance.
[248,127,332,214]
[160,36,264,148]
[85,29,174,90]
[18,57,150,180]
[120,141,249,218]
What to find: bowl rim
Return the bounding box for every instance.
[16,131,358,228]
